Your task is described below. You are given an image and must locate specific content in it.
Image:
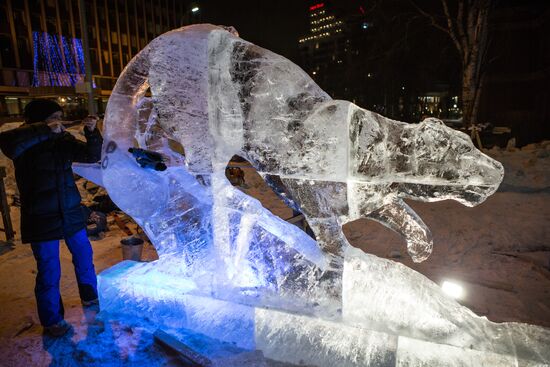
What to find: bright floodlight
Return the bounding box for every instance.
[441,280,464,299]
[191,7,199,12]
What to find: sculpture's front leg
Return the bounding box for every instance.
[367,199,433,262]
[278,178,350,292]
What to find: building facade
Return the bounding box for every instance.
[0,0,197,121]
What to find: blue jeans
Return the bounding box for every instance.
[31,229,98,327]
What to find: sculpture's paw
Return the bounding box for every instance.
[407,239,433,263]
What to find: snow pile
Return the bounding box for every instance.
[487,140,550,192]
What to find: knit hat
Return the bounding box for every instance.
[24,99,63,124]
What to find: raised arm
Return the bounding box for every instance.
[64,127,103,163]
[0,123,53,160]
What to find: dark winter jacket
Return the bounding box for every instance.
[0,122,103,243]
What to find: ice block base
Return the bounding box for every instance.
[99,261,544,367]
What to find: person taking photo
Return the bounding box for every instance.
[0,99,103,337]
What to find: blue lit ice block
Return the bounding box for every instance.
[98,252,550,367]
[99,261,256,349]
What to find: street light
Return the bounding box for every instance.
[182,5,200,25]
[441,280,464,299]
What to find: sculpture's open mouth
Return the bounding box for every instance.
[396,181,501,207]
[455,184,500,207]
[397,150,504,207]
[460,156,504,206]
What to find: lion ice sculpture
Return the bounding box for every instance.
[80,24,550,365]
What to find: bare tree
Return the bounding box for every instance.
[412,0,492,127]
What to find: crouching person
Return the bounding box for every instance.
[0,100,103,337]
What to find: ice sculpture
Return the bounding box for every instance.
[79,24,550,365]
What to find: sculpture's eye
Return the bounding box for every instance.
[457,145,471,155]
[451,140,472,155]
[442,169,459,180]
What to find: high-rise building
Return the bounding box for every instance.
[298,1,369,104]
[0,0,199,121]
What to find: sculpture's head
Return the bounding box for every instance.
[397,118,504,207]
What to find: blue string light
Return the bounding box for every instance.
[32,31,88,87]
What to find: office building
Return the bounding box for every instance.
[0,0,198,120]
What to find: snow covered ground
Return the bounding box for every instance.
[0,131,548,366]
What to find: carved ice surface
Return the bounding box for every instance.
[83,24,549,365]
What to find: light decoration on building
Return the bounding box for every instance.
[32,31,88,87]
[299,31,339,43]
[311,20,343,33]
[310,9,325,17]
[311,15,335,25]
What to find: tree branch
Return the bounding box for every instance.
[440,0,465,62]
[467,0,476,45]
[456,0,469,55]
[409,1,452,35]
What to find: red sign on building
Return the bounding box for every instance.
[309,3,325,11]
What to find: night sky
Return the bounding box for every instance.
[196,1,311,63]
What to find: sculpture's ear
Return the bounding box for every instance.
[415,117,450,156]
[349,108,383,147]
[417,118,448,140]
[220,25,239,37]
[420,117,445,126]
[318,102,340,117]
